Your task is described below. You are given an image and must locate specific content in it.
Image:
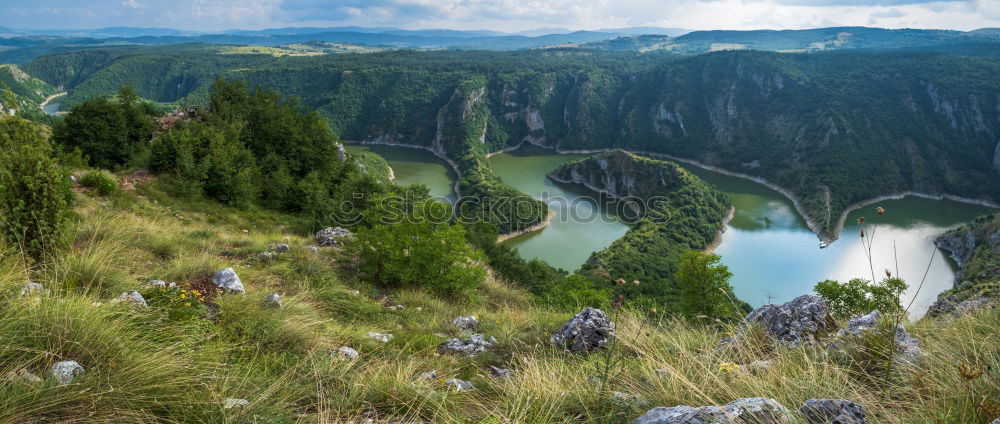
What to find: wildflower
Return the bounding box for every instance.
[185,302,191,307]
[876,207,885,216]
[631,280,640,285]
[615,278,626,286]
[649,308,657,314]
[180,294,186,299]
[719,362,740,373]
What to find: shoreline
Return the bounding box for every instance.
[345,140,464,197]
[347,140,999,246]
[39,91,67,114]
[496,209,557,243]
[534,145,1000,244]
[705,206,736,253]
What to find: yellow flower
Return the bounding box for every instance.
[719,362,740,373]
[180,294,186,299]
[180,289,187,293]
[185,302,191,307]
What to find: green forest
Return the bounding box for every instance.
[18,44,1000,240]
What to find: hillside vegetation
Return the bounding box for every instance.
[0,138,996,422]
[22,46,1000,240]
[0,64,60,119]
[549,150,741,311]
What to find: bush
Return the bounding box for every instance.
[354,200,486,298]
[79,170,119,196]
[0,116,73,260]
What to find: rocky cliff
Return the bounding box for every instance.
[931,212,1000,314]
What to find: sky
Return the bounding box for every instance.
[2,0,999,33]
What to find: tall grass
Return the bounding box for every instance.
[0,181,995,423]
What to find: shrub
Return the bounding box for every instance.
[354,200,486,298]
[0,116,73,260]
[79,170,119,196]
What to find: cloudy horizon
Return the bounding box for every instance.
[2,0,999,33]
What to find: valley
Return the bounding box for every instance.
[359,143,991,315]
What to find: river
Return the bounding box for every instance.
[347,143,992,316]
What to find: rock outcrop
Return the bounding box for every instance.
[736,295,836,348]
[114,290,148,307]
[834,310,922,364]
[799,399,866,424]
[632,397,790,424]
[550,307,615,353]
[453,315,478,331]
[315,227,352,246]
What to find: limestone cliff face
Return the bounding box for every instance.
[935,212,1000,290]
[547,150,686,200]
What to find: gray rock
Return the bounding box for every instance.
[315,227,352,246]
[632,397,790,424]
[387,304,405,311]
[337,143,347,163]
[611,391,648,409]
[550,307,616,353]
[453,315,479,330]
[835,310,923,364]
[417,370,438,381]
[257,251,277,262]
[264,293,282,308]
[146,280,176,289]
[991,419,1000,424]
[439,334,496,356]
[308,246,319,254]
[212,268,244,293]
[488,366,513,379]
[444,378,474,392]
[8,369,42,383]
[800,399,866,424]
[69,175,78,183]
[337,346,359,359]
[20,282,45,297]
[223,398,249,409]
[740,295,836,348]
[928,293,993,318]
[50,360,85,385]
[115,290,148,307]
[272,243,290,253]
[367,332,393,343]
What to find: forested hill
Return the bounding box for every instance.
[548,150,739,310]
[22,45,1000,239]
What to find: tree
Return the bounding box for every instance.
[0,116,73,260]
[676,250,735,318]
[54,87,156,169]
[814,277,907,319]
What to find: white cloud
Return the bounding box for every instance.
[2,0,999,31]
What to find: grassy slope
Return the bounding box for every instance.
[0,174,997,423]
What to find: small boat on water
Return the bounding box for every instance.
[819,242,828,249]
